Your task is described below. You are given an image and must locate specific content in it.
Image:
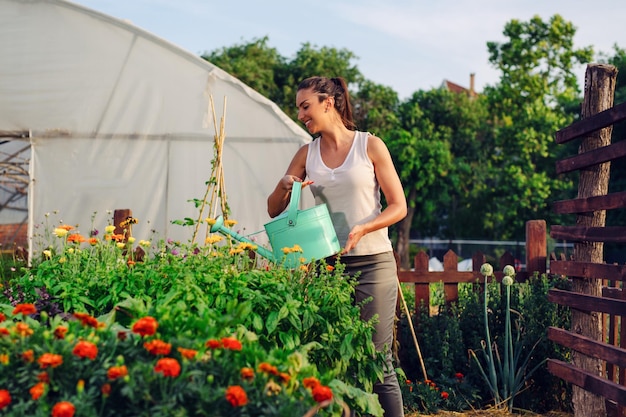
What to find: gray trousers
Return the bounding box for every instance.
[340,252,405,417]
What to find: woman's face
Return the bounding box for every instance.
[296,88,328,134]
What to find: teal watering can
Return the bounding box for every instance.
[209,181,340,267]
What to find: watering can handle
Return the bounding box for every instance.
[287,181,302,227]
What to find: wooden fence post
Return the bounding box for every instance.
[526,220,547,276]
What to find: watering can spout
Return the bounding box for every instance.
[209,215,276,262]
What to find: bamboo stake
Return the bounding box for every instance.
[397,280,428,381]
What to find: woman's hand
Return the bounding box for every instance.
[342,224,367,254]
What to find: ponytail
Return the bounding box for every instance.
[297,76,356,130]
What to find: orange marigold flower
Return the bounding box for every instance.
[225,385,248,407]
[0,354,7,365]
[22,349,34,363]
[16,322,34,337]
[326,265,335,271]
[177,347,197,360]
[66,234,87,244]
[73,312,99,328]
[101,383,111,397]
[240,367,255,381]
[58,224,74,231]
[0,389,11,410]
[303,376,321,389]
[221,337,242,351]
[0,312,5,322]
[258,362,279,376]
[37,372,49,383]
[312,385,333,403]
[29,382,46,400]
[0,328,8,336]
[38,353,63,369]
[279,372,291,384]
[111,233,125,242]
[88,237,98,246]
[441,391,449,400]
[144,339,171,356]
[107,365,128,380]
[154,358,180,378]
[205,339,221,349]
[52,400,75,417]
[54,326,68,339]
[72,341,98,360]
[12,303,37,316]
[132,316,158,337]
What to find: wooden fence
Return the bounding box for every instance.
[546,66,626,417]
[397,219,547,308]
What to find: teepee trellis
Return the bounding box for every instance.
[191,95,229,245]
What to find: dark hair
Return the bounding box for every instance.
[297,76,356,130]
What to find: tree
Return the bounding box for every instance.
[481,14,594,240]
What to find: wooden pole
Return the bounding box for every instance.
[571,63,617,417]
[525,220,546,275]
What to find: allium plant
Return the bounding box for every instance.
[469,264,545,411]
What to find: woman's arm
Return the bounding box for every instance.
[267,144,309,218]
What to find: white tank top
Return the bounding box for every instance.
[305,131,392,256]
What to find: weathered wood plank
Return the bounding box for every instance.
[550,260,626,282]
[555,101,626,144]
[547,359,626,406]
[548,288,626,315]
[552,191,626,214]
[550,226,626,243]
[548,327,626,368]
[556,140,626,174]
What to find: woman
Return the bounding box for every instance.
[267,76,407,417]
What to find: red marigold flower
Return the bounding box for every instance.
[132,316,158,337]
[441,391,449,400]
[38,353,63,369]
[225,385,248,407]
[29,382,46,400]
[154,358,180,377]
[205,339,221,349]
[0,389,10,410]
[73,312,99,328]
[107,365,128,380]
[66,234,87,244]
[177,347,198,360]
[240,367,254,381]
[312,385,333,403]
[221,337,242,351]
[0,312,5,322]
[258,362,279,376]
[279,372,291,384]
[303,376,321,389]
[101,383,111,397]
[12,303,36,316]
[0,328,8,336]
[117,331,128,341]
[21,349,34,363]
[37,372,49,383]
[52,400,75,417]
[16,322,33,337]
[53,326,68,339]
[72,341,98,360]
[455,372,464,380]
[144,339,171,356]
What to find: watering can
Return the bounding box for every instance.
[209,181,340,267]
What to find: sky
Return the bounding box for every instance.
[71,0,624,100]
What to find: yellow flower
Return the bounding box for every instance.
[264,380,282,396]
[59,257,66,264]
[127,237,136,244]
[224,219,238,227]
[205,235,223,244]
[229,248,244,255]
[282,247,292,254]
[237,242,257,251]
[205,218,217,226]
[139,240,151,247]
[67,248,74,254]
[116,243,125,250]
[292,244,303,253]
[53,228,68,238]
[43,250,52,259]
[104,225,116,234]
